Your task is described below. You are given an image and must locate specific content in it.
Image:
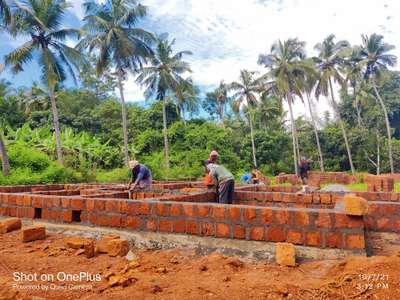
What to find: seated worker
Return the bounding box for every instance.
[206,162,235,204]
[128,160,152,191]
[298,157,311,185]
[204,159,215,190]
[251,166,270,185]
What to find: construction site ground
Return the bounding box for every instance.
[0,230,399,300]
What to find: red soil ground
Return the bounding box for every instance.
[0,230,399,300]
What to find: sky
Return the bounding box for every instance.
[1,0,400,117]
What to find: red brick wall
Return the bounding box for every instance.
[0,192,365,250]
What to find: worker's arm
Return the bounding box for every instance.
[130,169,144,191]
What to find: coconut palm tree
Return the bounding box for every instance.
[313,34,355,174]
[5,0,86,165]
[230,70,260,167]
[175,79,199,123]
[0,0,11,26]
[78,0,154,166]
[136,36,192,169]
[215,80,228,126]
[303,71,325,172]
[360,33,397,173]
[258,38,309,174]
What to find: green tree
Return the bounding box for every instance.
[313,34,355,174]
[136,36,192,168]
[78,0,154,166]
[360,33,397,173]
[258,38,309,174]
[230,70,260,167]
[0,79,11,175]
[5,0,85,165]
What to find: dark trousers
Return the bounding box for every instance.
[218,179,235,204]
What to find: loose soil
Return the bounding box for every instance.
[0,231,399,300]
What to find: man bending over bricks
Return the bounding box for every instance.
[205,161,235,204]
[128,160,152,191]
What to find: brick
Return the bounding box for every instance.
[227,207,241,221]
[109,215,121,227]
[126,202,139,216]
[23,194,32,206]
[170,204,182,216]
[105,200,119,212]
[244,208,257,223]
[320,193,331,204]
[272,193,282,202]
[376,218,393,230]
[125,216,141,229]
[294,212,309,226]
[345,234,365,250]
[32,197,43,208]
[312,194,320,204]
[275,243,296,267]
[84,240,95,258]
[274,210,290,225]
[315,213,332,228]
[258,208,272,225]
[172,219,185,233]
[233,225,245,239]
[267,227,285,242]
[159,219,173,232]
[107,239,129,257]
[249,227,265,241]
[186,221,199,235]
[182,204,196,218]
[66,237,89,249]
[326,232,343,248]
[216,223,230,238]
[146,219,157,231]
[156,203,170,216]
[201,222,214,236]
[86,199,95,210]
[63,211,73,223]
[0,218,22,234]
[335,214,363,229]
[197,205,210,218]
[343,195,369,216]
[286,230,303,245]
[95,235,120,253]
[305,232,321,247]
[71,198,84,210]
[138,202,152,215]
[303,194,312,203]
[212,206,226,220]
[21,226,46,242]
[94,200,105,210]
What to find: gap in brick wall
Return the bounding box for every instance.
[34,207,42,219]
[72,210,81,223]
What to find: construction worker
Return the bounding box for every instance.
[251,166,269,185]
[128,160,152,191]
[209,150,218,163]
[204,160,215,190]
[299,157,311,185]
[205,161,235,204]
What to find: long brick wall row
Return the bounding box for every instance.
[0,192,366,250]
[275,172,357,185]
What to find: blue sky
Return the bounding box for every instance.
[1,0,400,116]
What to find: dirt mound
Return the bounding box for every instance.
[0,230,399,299]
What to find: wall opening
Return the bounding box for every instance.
[34,208,42,219]
[72,210,81,222]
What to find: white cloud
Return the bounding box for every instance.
[117,0,400,117]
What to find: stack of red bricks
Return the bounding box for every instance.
[365,175,394,192]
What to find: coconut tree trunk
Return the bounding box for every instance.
[162,97,170,169]
[372,79,394,174]
[329,78,355,174]
[306,94,324,172]
[247,110,257,168]
[287,95,298,175]
[0,133,10,176]
[49,85,63,165]
[116,70,130,167]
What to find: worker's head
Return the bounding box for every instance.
[300,156,306,162]
[209,150,219,162]
[129,160,139,169]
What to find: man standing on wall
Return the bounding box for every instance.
[205,161,235,204]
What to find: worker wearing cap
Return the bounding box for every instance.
[205,161,235,204]
[128,160,152,191]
